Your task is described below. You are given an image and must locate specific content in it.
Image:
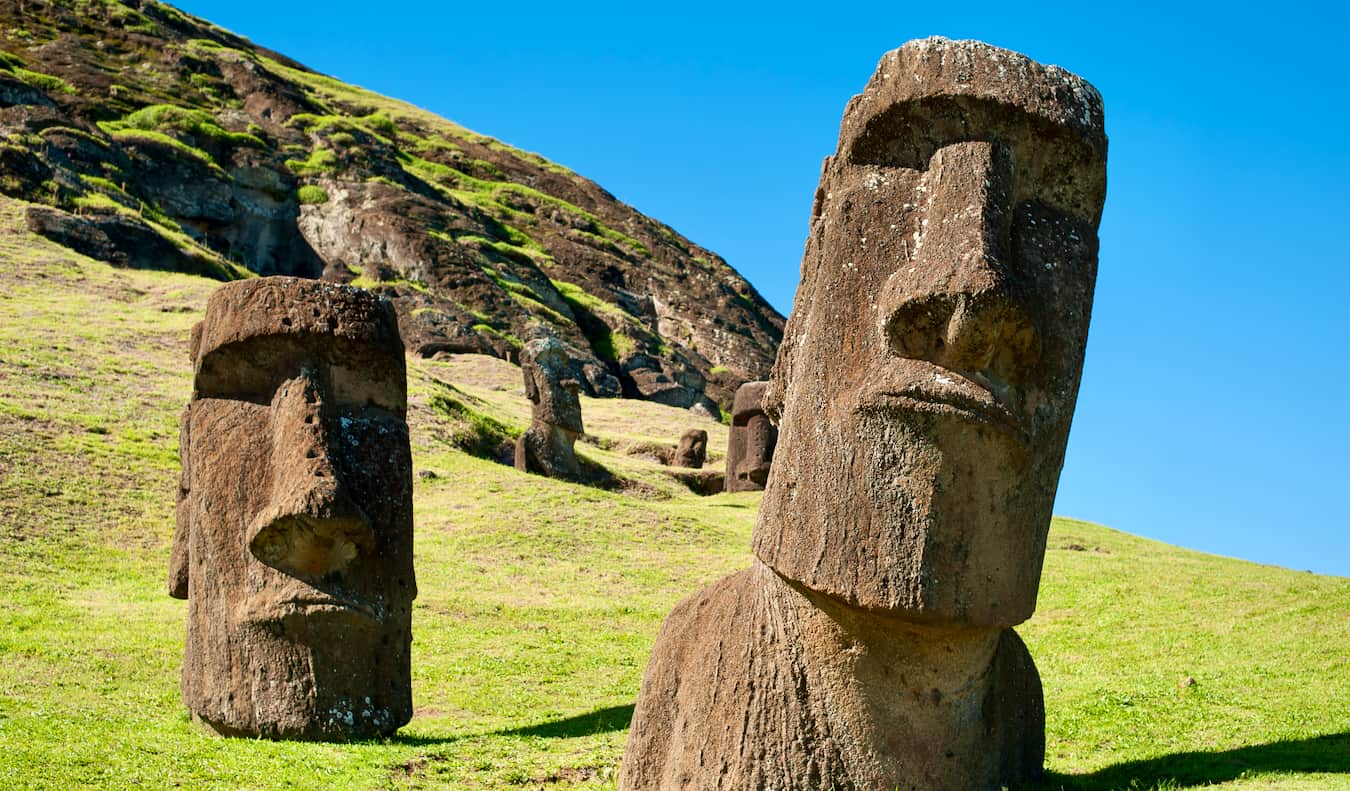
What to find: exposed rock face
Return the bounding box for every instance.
[723,380,776,492]
[168,276,416,740]
[0,0,783,410]
[672,429,707,469]
[514,337,584,479]
[620,38,1106,790]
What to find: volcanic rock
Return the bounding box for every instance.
[0,1,783,410]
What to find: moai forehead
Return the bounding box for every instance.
[731,381,770,423]
[192,277,406,415]
[754,38,1106,626]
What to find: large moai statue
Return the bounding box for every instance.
[514,338,584,478]
[724,380,776,492]
[168,277,416,740]
[620,38,1105,790]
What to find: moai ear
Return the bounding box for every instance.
[167,404,191,599]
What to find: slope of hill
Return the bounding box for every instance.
[0,193,1347,789]
[0,0,784,413]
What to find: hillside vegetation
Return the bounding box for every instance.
[0,0,784,413]
[0,193,1346,789]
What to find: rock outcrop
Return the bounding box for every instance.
[169,276,416,740]
[621,38,1106,790]
[0,0,782,410]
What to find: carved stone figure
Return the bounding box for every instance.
[168,276,416,741]
[620,38,1106,790]
[514,338,584,478]
[723,380,777,492]
[673,429,708,469]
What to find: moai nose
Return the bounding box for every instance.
[882,141,1041,382]
[247,369,375,582]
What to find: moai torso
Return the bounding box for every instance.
[621,38,1106,790]
[168,277,416,740]
[724,380,776,492]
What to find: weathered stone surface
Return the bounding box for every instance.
[672,429,707,469]
[168,276,416,741]
[514,337,584,479]
[621,562,1044,789]
[723,380,776,492]
[621,38,1105,790]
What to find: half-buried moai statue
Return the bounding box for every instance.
[514,338,584,478]
[723,380,776,492]
[673,428,708,469]
[620,38,1105,790]
[168,276,416,740]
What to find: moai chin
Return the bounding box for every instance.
[621,38,1105,790]
[168,276,416,741]
[723,380,777,492]
[514,338,584,478]
[673,428,708,469]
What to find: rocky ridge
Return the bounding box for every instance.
[0,0,784,411]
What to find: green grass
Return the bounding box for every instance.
[99,128,224,175]
[0,191,1345,789]
[104,104,264,149]
[284,148,339,177]
[12,67,76,95]
[295,184,329,205]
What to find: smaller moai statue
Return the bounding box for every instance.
[514,338,584,478]
[168,276,416,741]
[724,380,777,492]
[673,429,708,469]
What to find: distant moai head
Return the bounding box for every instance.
[168,277,415,740]
[674,428,708,469]
[755,38,1106,627]
[725,380,777,492]
[521,338,583,435]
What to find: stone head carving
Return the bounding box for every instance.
[521,337,583,434]
[168,276,415,740]
[725,380,777,492]
[673,428,708,469]
[755,38,1106,627]
[515,338,584,478]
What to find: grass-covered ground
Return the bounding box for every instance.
[0,194,1346,789]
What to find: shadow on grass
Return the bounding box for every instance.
[387,703,635,747]
[496,704,635,739]
[1037,732,1349,789]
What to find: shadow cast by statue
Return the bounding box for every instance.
[386,704,635,747]
[497,704,635,739]
[1036,732,1349,789]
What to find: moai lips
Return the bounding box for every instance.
[621,38,1105,790]
[168,276,416,741]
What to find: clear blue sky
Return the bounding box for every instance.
[174,0,1350,576]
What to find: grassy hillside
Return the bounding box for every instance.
[0,193,1346,789]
